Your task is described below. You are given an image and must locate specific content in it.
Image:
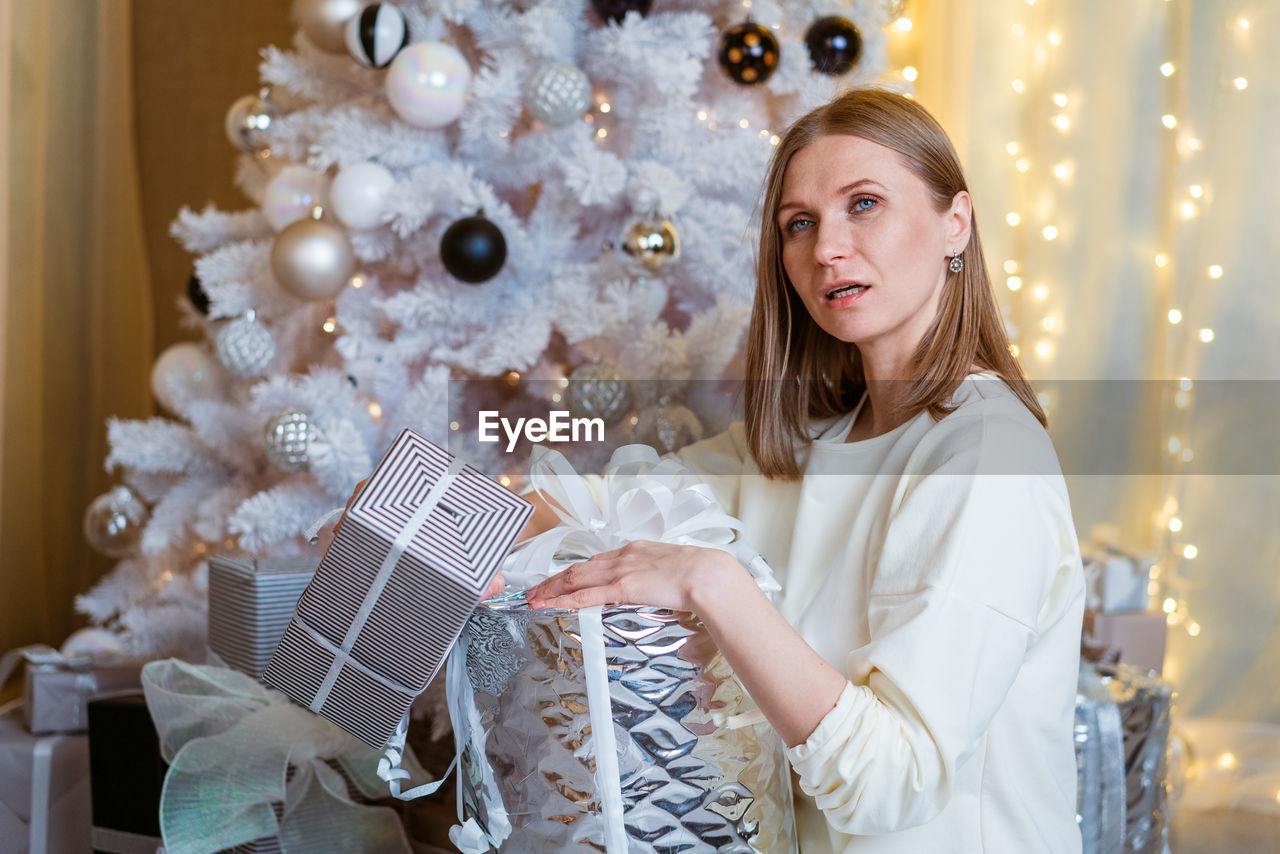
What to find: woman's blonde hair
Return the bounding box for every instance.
[744,87,1045,479]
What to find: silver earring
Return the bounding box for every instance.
[948,252,964,273]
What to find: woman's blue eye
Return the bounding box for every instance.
[785,217,814,233]
[852,197,877,212]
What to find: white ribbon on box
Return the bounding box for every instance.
[141,659,415,854]
[441,444,781,854]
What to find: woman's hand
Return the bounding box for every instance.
[525,540,740,613]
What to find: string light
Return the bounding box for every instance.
[1011,79,1026,93]
[1052,115,1070,131]
[1052,93,1068,107]
[1169,517,1183,533]
[1199,328,1214,342]
[1004,260,1019,273]
[1007,276,1023,291]
[903,66,918,82]
[1168,309,1183,324]
[1155,253,1168,268]
[499,475,511,487]
[369,402,383,419]
[1042,225,1059,240]
[1006,142,1020,155]
[350,275,364,289]
[1160,62,1176,76]
[1190,185,1204,199]
[1187,622,1201,637]
[1047,29,1061,46]
[896,17,913,32]
[1006,212,1022,226]
[599,102,611,113]
[449,420,459,431]
[1238,17,1250,30]
[1180,201,1198,219]
[1208,264,1222,278]
[1185,137,1202,151]
[1032,283,1049,300]
[322,317,337,333]
[1035,340,1053,359]
[1016,159,1030,172]
[1233,77,1248,90]
[1162,114,1178,128]
[1183,545,1198,559]
[739,118,749,129]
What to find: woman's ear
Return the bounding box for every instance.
[946,190,973,252]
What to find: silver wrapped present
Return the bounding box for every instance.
[453,601,796,853]
[1075,663,1174,854]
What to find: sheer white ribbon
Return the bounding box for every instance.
[140,659,415,854]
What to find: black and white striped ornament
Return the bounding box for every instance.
[344,3,408,69]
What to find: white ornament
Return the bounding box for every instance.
[151,342,219,413]
[331,162,395,230]
[293,0,362,54]
[83,485,149,558]
[263,165,330,231]
[523,62,592,126]
[345,3,408,69]
[385,42,471,129]
[215,315,275,378]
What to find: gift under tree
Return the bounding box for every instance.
[79,0,899,661]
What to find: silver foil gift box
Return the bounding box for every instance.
[453,600,797,854]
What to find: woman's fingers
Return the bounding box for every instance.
[484,573,506,600]
[527,558,618,606]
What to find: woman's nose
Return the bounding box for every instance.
[813,221,850,265]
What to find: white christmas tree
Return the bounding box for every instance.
[80,0,898,657]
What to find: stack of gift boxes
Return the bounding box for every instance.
[1075,535,1175,854]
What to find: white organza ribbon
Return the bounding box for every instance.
[504,444,780,594]
[1078,667,1127,854]
[141,659,414,854]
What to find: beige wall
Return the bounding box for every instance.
[132,0,293,354]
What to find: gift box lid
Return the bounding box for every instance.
[264,428,533,748]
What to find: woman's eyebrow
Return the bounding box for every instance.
[778,178,889,215]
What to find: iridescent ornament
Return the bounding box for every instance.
[215,314,275,378]
[805,16,862,75]
[83,485,149,558]
[565,361,632,425]
[718,21,780,86]
[345,2,408,69]
[385,42,471,129]
[270,217,356,300]
[292,0,362,54]
[224,91,275,154]
[523,61,591,126]
[440,213,506,283]
[635,398,703,454]
[330,161,395,230]
[621,216,680,272]
[590,0,652,24]
[262,165,329,231]
[264,410,317,472]
[151,342,219,413]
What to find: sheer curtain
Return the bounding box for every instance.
[910,0,1280,820]
[0,0,153,659]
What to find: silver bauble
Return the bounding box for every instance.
[523,61,592,126]
[150,342,219,413]
[215,315,276,378]
[634,398,703,455]
[565,361,632,425]
[270,218,356,300]
[224,91,276,154]
[83,485,149,558]
[292,0,363,54]
[621,217,680,272]
[264,410,317,472]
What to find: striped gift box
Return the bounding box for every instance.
[263,428,533,748]
[207,556,318,680]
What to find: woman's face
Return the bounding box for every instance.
[777,134,969,368]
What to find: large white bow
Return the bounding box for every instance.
[141,659,415,854]
[503,444,779,594]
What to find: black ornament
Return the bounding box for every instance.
[718,21,780,86]
[441,214,507,284]
[187,273,211,315]
[590,0,653,24]
[805,16,862,75]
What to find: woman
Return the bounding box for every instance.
[525,89,1085,852]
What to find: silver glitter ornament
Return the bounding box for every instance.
[224,91,276,154]
[523,61,592,126]
[458,605,797,852]
[565,361,632,425]
[215,314,275,378]
[270,217,356,300]
[621,217,680,272]
[292,0,363,54]
[264,410,317,472]
[83,485,149,558]
[635,398,703,454]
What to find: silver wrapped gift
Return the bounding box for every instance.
[454,600,796,854]
[1075,663,1174,854]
